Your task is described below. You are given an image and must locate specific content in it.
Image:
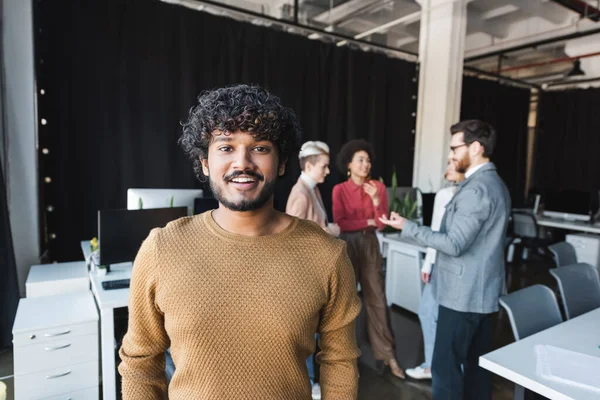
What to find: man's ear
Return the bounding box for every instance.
[278,158,287,176]
[201,158,209,176]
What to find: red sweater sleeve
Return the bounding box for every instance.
[332,185,370,232]
[373,182,389,231]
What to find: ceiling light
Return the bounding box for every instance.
[566,59,585,77]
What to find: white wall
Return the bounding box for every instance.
[3,0,39,296]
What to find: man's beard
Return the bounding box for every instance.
[209,170,277,212]
[454,154,471,174]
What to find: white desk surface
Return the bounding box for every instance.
[82,240,132,310]
[480,308,600,400]
[12,291,98,334]
[26,261,88,283]
[380,232,428,251]
[89,263,132,310]
[536,217,600,235]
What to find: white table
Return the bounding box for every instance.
[83,240,132,400]
[379,233,427,313]
[89,263,132,400]
[537,216,600,235]
[480,308,600,400]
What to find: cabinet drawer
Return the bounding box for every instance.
[14,333,98,375]
[43,386,98,400]
[13,321,97,347]
[15,361,98,400]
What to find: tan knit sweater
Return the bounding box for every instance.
[118,211,361,399]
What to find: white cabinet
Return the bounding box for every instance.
[566,233,600,268]
[26,261,89,298]
[381,235,427,314]
[12,292,99,400]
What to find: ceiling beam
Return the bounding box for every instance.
[311,0,383,25]
[513,0,569,24]
[467,9,510,38]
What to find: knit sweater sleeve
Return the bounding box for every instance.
[316,242,361,399]
[119,229,169,399]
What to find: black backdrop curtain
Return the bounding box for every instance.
[534,88,600,192]
[35,0,418,261]
[461,76,531,206]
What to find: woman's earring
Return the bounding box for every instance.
[347,170,351,177]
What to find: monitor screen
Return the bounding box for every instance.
[127,188,203,216]
[421,193,436,227]
[542,189,592,218]
[99,207,187,265]
[194,197,219,215]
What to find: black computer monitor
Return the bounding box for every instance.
[98,207,187,266]
[421,193,436,227]
[542,189,595,221]
[194,197,218,215]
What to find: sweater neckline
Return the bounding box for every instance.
[203,211,299,243]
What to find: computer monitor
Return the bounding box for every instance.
[542,189,595,222]
[421,193,436,227]
[194,197,219,215]
[127,188,203,216]
[98,207,187,266]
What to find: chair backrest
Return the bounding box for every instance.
[550,263,600,320]
[512,212,538,239]
[499,284,563,341]
[548,241,578,267]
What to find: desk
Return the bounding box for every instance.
[89,263,132,400]
[379,233,427,313]
[536,217,600,235]
[479,308,600,400]
[83,240,132,400]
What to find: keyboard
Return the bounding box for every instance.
[102,279,131,290]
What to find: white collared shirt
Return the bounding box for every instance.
[421,186,456,274]
[300,172,328,222]
[299,172,317,189]
[465,161,489,179]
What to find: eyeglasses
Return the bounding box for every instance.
[449,143,469,153]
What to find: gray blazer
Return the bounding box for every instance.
[403,163,511,314]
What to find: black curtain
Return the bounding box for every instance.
[461,76,531,206]
[0,163,19,349]
[534,88,600,192]
[35,0,418,261]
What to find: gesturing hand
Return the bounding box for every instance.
[379,212,406,230]
[363,182,380,205]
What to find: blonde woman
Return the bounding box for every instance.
[286,141,340,399]
[287,141,340,237]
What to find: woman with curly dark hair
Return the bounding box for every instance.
[332,139,405,380]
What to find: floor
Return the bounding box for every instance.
[0,256,557,400]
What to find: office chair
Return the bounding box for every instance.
[547,241,577,268]
[550,263,600,320]
[499,285,563,400]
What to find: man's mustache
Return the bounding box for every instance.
[223,170,265,182]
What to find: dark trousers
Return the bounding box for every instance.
[432,305,493,400]
[341,231,395,361]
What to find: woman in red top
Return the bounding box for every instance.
[332,139,405,379]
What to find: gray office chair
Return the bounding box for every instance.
[499,285,563,400]
[547,241,578,267]
[550,263,600,320]
[500,284,563,341]
[511,212,551,261]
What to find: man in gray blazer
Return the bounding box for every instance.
[380,120,510,399]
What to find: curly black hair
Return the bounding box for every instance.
[179,84,302,181]
[336,139,375,174]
